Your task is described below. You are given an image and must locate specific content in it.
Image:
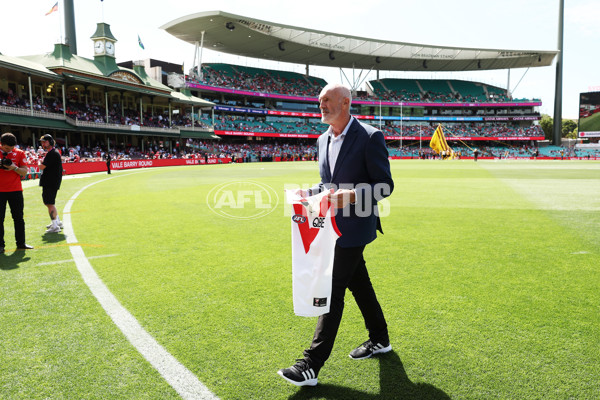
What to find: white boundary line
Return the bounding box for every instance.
[37,253,118,266]
[63,173,218,400]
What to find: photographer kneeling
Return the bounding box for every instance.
[0,132,33,253]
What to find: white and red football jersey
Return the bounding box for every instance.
[286,190,341,317]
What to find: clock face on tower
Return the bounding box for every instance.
[105,41,115,56]
[94,40,105,54]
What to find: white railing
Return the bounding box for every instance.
[69,118,213,133]
[0,105,66,120]
[71,119,139,131]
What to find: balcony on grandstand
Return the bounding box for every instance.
[0,86,213,132]
[0,40,215,140]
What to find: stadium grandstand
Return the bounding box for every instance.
[1,10,599,173]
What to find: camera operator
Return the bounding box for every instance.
[38,134,63,233]
[0,132,33,253]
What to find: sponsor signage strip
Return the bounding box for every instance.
[214,107,538,122]
[384,136,544,141]
[187,83,541,107]
[58,158,232,175]
[390,156,600,160]
[216,130,318,139]
[214,130,543,141]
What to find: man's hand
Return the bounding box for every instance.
[294,189,308,198]
[327,189,356,209]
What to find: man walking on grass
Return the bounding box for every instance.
[278,84,394,386]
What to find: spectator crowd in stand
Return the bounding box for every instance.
[213,117,545,138]
[1,89,210,130]
[387,123,545,138]
[189,64,523,103]
[3,88,538,139]
[190,65,322,97]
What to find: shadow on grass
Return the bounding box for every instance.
[0,250,31,270]
[41,232,67,244]
[288,351,450,400]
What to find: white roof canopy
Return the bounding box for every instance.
[161,10,558,72]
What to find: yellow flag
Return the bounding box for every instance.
[429,124,454,159]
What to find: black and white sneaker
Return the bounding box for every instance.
[349,340,392,360]
[277,359,319,386]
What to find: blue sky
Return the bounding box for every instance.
[2,0,599,119]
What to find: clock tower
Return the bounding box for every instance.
[90,22,118,71]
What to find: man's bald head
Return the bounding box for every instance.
[319,84,352,135]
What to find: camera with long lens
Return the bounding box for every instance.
[1,152,13,169]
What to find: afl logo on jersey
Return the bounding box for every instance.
[292,214,307,224]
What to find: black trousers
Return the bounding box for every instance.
[0,191,26,247]
[303,244,389,369]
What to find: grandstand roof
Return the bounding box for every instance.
[0,53,60,80]
[161,11,558,72]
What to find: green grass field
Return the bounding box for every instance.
[1,160,599,399]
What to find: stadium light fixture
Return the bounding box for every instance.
[422,60,428,69]
[477,60,481,69]
[375,56,381,64]
[278,41,285,51]
[329,51,335,60]
[225,22,235,31]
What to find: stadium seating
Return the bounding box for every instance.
[363,78,526,103]
[184,63,538,104]
[449,80,487,102]
[418,80,454,102]
[192,63,323,97]
[486,84,511,102]
[372,78,422,101]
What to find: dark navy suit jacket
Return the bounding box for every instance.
[311,118,394,248]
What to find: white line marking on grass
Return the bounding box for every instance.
[37,254,118,266]
[64,173,219,400]
[62,174,93,180]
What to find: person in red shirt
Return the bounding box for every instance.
[0,133,33,253]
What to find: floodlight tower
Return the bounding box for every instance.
[64,0,77,55]
[552,0,564,145]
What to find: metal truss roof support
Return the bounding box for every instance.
[192,31,206,80]
[339,65,374,93]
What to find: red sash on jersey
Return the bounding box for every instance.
[292,195,340,253]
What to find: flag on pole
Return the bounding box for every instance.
[138,35,145,50]
[45,1,58,16]
[429,124,454,159]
